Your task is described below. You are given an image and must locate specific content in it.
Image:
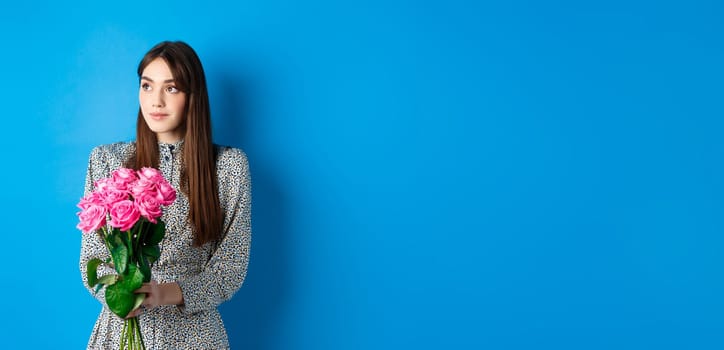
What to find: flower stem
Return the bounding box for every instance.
[121,317,145,350]
[127,229,133,262]
[138,317,146,349]
[120,319,127,350]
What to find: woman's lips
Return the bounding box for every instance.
[149,112,168,120]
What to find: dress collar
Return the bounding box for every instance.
[158,139,184,154]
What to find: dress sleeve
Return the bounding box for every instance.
[78,146,115,305]
[176,149,252,315]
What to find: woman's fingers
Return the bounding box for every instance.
[125,307,142,319]
[124,281,156,319]
[134,280,159,294]
[135,284,150,294]
[132,280,161,309]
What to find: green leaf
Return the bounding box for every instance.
[132,292,146,312]
[105,264,144,318]
[110,235,128,275]
[93,274,116,294]
[97,274,119,286]
[107,229,123,249]
[142,245,161,262]
[146,221,165,245]
[86,258,102,288]
[138,255,152,283]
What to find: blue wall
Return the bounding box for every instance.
[2,0,724,348]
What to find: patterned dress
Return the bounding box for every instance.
[79,140,251,349]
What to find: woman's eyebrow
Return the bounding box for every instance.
[141,76,175,83]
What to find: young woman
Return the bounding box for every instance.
[79,41,251,349]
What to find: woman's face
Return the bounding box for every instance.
[139,58,187,143]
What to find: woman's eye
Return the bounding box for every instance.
[141,83,151,91]
[167,86,179,93]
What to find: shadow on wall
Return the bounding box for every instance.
[212,71,290,349]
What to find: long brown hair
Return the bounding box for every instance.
[126,41,223,246]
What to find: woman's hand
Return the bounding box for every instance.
[125,281,184,318]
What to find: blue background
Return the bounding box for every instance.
[1,0,723,349]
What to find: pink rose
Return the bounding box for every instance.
[111,168,138,191]
[137,167,164,183]
[77,192,104,210]
[77,204,107,233]
[94,178,113,192]
[156,181,176,206]
[101,187,129,209]
[109,200,141,232]
[135,194,162,223]
[131,178,159,200]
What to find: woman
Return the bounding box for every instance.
[79,41,251,349]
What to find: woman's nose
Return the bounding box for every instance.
[152,92,164,108]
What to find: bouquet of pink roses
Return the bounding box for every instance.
[77,167,176,350]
